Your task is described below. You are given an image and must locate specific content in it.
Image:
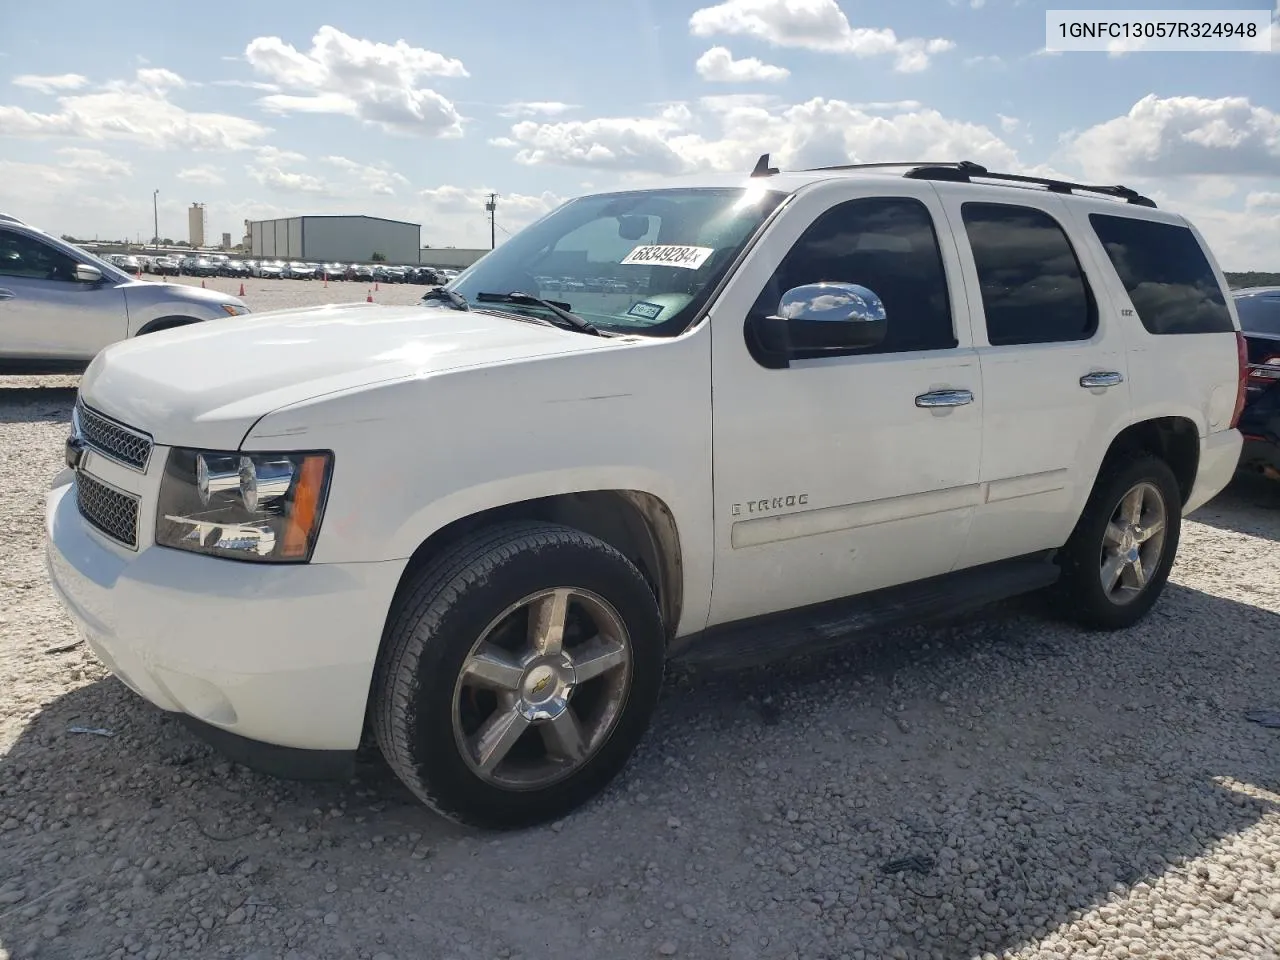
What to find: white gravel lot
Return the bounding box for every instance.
[2,281,1280,960]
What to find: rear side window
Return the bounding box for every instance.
[1233,293,1280,336]
[1089,214,1233,335]
[961,203,1096,346]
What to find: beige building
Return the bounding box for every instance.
[188,203,205,248]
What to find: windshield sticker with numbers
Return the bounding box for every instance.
[619,245,714,270]
[626,301,665,321]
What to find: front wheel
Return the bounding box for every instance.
[1055,454,1183,630]
[372,522,665,828]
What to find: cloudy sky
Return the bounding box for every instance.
[0,0,1277,267]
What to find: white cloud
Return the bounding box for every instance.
[322,156,409,195]
[57,147,130,178]
[688,0,954,72]
[0,68,269,151]
[248,165,330,195]
[964,54,1004,67]
[134,67,185,90]
[496,97,1019,176]
[13,73,88,94]
[247,146,330,194]
[1063,94,1280,181]
[498,101,579,118]
[417,186,564,247]
[1247,191,1280,210]
[695,46,790,82]
[244,25,467,137]
[212,79,282,93]
[997,114,1019,133]
[177,165,226,186]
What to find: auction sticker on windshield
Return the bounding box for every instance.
[619,245,714,269]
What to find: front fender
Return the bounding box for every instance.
[122,283,235,335]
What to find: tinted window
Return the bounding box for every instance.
[1089,214,1233,335]
[0,228,80,281]
[1235,293,1280,336]
[755,197,955,356]
[961,203,1095,346]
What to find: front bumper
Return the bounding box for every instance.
[45,476,406,764]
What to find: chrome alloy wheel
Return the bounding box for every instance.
[451,587,633,790]
[1099,481,1168,605]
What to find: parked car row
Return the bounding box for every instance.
[102,252,462,286]
[244,259,459,285]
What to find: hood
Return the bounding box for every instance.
[119,278,242,305]
[78,301,620,450]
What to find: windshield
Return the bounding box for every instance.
[1236,292,1280,336]
[447,186,787,336]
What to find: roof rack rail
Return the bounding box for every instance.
[904,162,1157,208]
[0,213,26,225]
[800,160,983,174]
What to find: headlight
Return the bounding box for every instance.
[221,304,251,316]
[156,448,333,562]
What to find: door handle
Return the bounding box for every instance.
[915,389,973,408]
[1079,371,1124,389]
[0,289,15,301]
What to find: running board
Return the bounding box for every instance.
[674,552,1061,671]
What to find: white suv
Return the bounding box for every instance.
[44,160,1247,828]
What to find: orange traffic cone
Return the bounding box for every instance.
[238,282,245,296]
[374,281,379,292]
[201,279,206,288]
[324,274,329,287]
[366,290,373,303]
[135,267,141,279]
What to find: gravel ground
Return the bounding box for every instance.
[2,287,1279,959]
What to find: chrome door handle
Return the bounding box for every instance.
[915,389,973,408]
[1080,371,1124,389]
[0,289,15,301]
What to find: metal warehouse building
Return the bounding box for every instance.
[248,215,421,264]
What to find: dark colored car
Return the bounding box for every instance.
[347,263,375,282]
[413,266,443,285]
[1234,286,1280,480]
[220,259,251,278]
[186,257,220,278]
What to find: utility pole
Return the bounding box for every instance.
[485,193,498,250]
[152,189,159,250]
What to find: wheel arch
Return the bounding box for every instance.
[382,489,684,646]
[1097,416,1200,505]
[134,314,206,337]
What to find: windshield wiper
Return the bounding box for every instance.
[475,291,602,336]
[421,286,469,311]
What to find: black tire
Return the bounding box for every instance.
[1055,454,1182,630]
[372,521,665,829]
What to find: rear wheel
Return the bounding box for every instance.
[373,521,665,828]
[1055,454,1182,630]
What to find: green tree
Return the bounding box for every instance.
[370,251,387,262]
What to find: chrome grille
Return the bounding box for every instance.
[75,402,153,472]
[75,472,140,548]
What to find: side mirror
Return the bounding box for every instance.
[747,282,887,368]
[74,264,103,283]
